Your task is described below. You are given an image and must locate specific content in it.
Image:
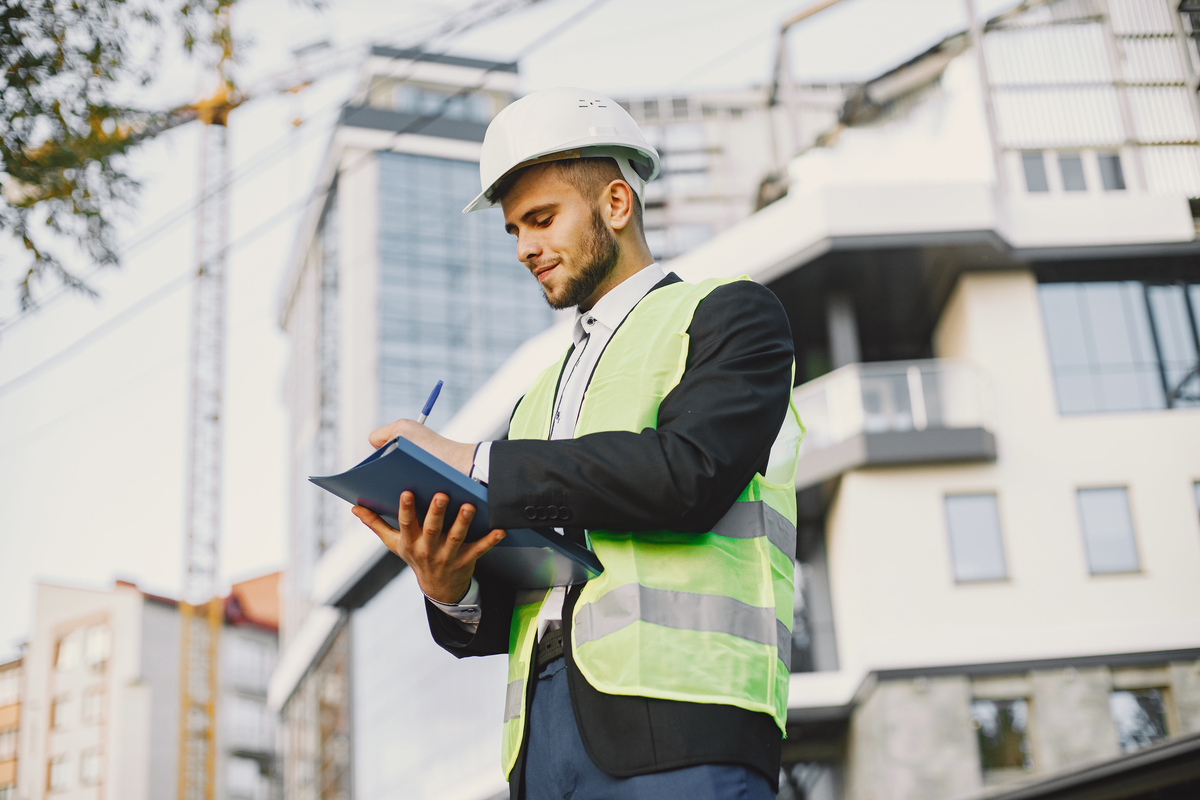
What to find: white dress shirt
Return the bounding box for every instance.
[429,263,667,633]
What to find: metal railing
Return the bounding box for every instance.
[794,359,996,454]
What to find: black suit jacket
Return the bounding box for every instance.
[426,274,795,797]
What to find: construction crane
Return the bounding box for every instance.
[176,5,238,800]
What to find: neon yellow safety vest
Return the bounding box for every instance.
[499,277,803,778]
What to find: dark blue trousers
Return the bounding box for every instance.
[523,657,777,800]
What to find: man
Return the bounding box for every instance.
[354,88,802,800]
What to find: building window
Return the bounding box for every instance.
[55,630,82,671]
[227,755,268,800]
[1058,153,1087,191]
[84,625,110,670]
[1194,481,1199,524]
[393,85,488,124]
[80,749,101,785]
[82,686,104,725]
[1146,283,1200,407]
[1110,688,1169,753]
[1098,153,1126,191]
[945,494,1008,582]
[1078,487,1140,574]
[1022,152,1049,192]
[0,728,16,760]
[0,668,18,706]
[50,694,72,730]
[0,785,14,800]
[1037,281,1200,414]
[971,698,1034,772]
[48,755,69,792]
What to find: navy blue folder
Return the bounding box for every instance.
[310,437,602,589]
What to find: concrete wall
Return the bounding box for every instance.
[843,677,981,800]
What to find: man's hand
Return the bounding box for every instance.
[353,492,506,604]
[370,419,477,476]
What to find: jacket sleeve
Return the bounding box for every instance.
[425,580,515,657]
[486,280,795,534]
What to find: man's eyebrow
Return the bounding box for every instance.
[505,203,558,234]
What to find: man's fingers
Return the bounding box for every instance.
[460,528,506,565]
[443,504,475,551]
[396,491,417,530]
[423,493,450,539]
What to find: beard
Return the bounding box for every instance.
[543,207,621,310]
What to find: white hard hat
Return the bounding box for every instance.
[462,87,661,214]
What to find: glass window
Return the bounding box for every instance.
[1022,152,1049,192]
[84,625,110,669]
[377,152,553,427]
[227,755,268,800]
[56,630,82,671]
[1059,154,1087,191]
[970,698,1034,772]
[1146,284,1200,408]
[80,749,101,785]
[0,729,15,760]
[1038,282,1168,413]
[1110,688,1169,752]
[0,668,18,706]
[50,694,72,729]
[0,785,13,800]
[48,755,69,792]
[1099,153,1126,190]
[945,494,1008,582]
[1078,487,1140,574]
[1194,481,1199,524]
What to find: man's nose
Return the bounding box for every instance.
[516,232,542,266]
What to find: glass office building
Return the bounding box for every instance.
[377,151,552,426]
[276,48,540,800]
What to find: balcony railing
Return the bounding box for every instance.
[793,360,997,487]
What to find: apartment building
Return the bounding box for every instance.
[16,574,279,800]
[0,658,20,800]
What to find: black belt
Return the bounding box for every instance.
[536,628,565,666]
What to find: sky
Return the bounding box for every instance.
[0,0,1023,660]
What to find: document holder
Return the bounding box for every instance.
[310,437,602,589]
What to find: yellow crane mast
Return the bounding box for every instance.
[177,6,241,799]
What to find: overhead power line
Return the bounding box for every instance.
[0,0,613,398]
[0,198,307,400]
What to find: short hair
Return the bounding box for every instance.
[487,156,644,232]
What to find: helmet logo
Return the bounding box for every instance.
[578,99,608,108]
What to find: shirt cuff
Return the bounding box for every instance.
[426,578,482,625]
[470,441,492,485]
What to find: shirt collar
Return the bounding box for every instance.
[572,263,666,345]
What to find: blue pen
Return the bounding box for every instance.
[417,380,444,425]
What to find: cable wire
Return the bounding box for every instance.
[0,0,612,395]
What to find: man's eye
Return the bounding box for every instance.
[536,217,552,227]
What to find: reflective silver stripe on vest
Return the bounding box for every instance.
[777,618,792,671]
[503,679,524,722]
[575,583,791,665]
[712,501,797,561]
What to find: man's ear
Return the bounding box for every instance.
[605,179,635,232]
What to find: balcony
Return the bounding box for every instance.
[793,359,997,488]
